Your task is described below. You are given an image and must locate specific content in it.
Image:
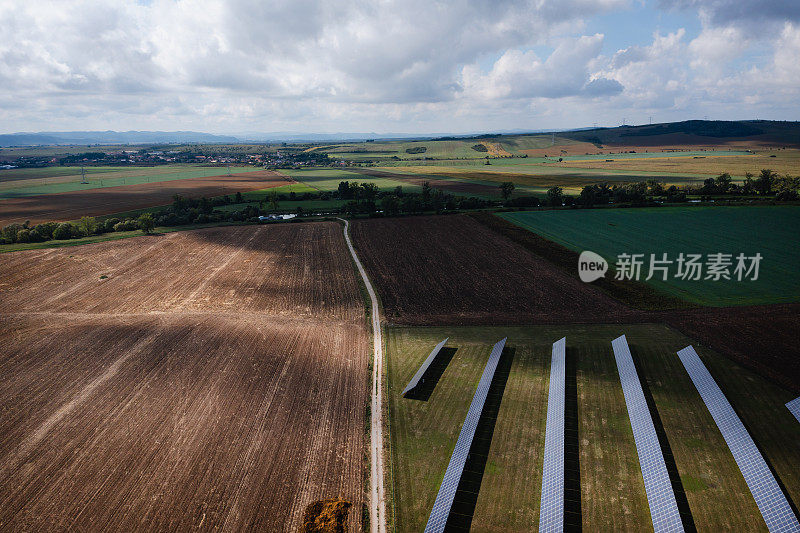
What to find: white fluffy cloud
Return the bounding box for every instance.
[0,0,797,133]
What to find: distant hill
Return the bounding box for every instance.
[561,120,800,147]
[0,131,240,147]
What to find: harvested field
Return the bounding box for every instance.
[350,169,501,198]
[0,170,288,226]
[660,304,800,395]
[349,215,636,325]
[0,222,368,531]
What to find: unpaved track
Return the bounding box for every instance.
[339,218,387,533]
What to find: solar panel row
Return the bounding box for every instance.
[424,338,507,533]
[539,337,566,533]
[402,338,449,397]
[787,397,800,425]
[677,345,800,533]
[612,335,685,533]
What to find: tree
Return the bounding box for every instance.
[78,216,98,236]
[741,172,756,195]
[268,190,279,211]
[646,179,665,196]
[422,181,432,205]
[172,194,188,211]
[755,169,776,195]
[578,185,597,207]
[546,186,564,207]
[381,195,401,216]
[500,181,515,200]
[361,182,379,203]
[235,191,243,203]
[138,213,155,234]
[714,172,732,194]
[53,223,73,240]
[338,181,353,199]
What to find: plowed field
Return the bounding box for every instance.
[349,215,636,325]
[0,222,368,531]
[0,170,287,226]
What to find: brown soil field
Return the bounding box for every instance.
[351,168,501,197]
[659,304,800,395]
[563,150,800,178]
[0,170,288,226]
[0,222,368,531]
[349,215,637,325]
[351,214,800,394]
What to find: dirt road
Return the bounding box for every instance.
[340,218,387,533]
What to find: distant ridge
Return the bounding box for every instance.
[1,120,798,148]
[0,131,240,147]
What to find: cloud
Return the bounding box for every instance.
[0,0,797,133]
[460,34,623,100]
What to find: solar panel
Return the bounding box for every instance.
[424,338,507,533]
[402,338,449,397]
[787,397,800,425]
[677,345,800,533]
[612,335,684,533]
[539,337,566,533]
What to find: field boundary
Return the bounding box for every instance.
[469,211,691,311]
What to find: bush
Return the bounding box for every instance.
[103,218,121,232]
[28,229,45,242]
[1,223,23,243]
[33,222,58,240]
[15,228,31,243]
[53,223,74,240]
[137,213,155,234]
[113,220,139,232]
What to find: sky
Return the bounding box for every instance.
[1,0,799,135]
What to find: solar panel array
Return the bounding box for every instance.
[612,335,685,533]
[402,338,449,397]
[424,338,507,533]
[539,337,566,533]
[787,397,800,425]
[677,345,800,532]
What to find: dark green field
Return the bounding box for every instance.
[499,206,800,306]
[386,324,800,532]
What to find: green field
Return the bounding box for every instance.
[0,165,256,198]
[499,206,800,306]
[281,168,421,193]
[386,324,800,532]
[553,150,751,162]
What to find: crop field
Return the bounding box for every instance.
[382,164,709,194]
[500,206,800,306]
[0,165,259,199]
[0,223,368,531]
[561,149,799,178]
[280,168,419,193]
[386,324,800,532]
[349,215,636,325]
[0,170,288,226]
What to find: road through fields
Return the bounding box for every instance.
[340,217,387,533]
